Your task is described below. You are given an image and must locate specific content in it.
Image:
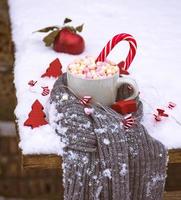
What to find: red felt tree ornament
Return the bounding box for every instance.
[41,58,62,78]
[24,100,48,128]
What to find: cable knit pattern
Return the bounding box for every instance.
[49,74,168,200]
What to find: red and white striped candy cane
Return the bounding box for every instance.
[122,114,135,129]
[41,86,50,96]
[80,96,92,105]
[168,102,176,109]
[28,80,37,87]
[96,33,137,72]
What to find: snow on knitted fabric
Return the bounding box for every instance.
[49,73,168,200]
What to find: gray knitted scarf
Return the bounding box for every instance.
[49,74,168,200]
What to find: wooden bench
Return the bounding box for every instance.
[20,149,181,199]
[22,149,181,169]
[20,152,181,200]
[21,149,181,192]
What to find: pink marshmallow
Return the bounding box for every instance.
[68,57,118,80]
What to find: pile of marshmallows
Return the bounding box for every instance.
[68,56,119,79]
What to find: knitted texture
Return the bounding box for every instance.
[49,74,168,200]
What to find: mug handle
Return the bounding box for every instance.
[116,77,139,100]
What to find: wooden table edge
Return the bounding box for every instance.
[22,149,181,169]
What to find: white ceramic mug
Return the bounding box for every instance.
[67,70,139,106]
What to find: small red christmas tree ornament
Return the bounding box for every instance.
[24,100,48,128]
[41,58,62,78]
[111,99,137,115]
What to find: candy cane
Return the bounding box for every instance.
[168,102,176,109]
[28,80,37,87]
[80,96,92,105]
[122,114,135,129]
[41,86,50,96]
[96,33,137,72]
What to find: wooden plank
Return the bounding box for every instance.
[0,0,15,121]
[169,149,181,163]
[22,150,181,192]
[164,191,181,200]
[165,163,181,191]
[22,154,61,169]
[22,149,181,169]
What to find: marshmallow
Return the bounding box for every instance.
[68,57,119,80]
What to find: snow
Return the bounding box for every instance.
[8,0,181,155]
[103,169,112,179]
[146,174,166,197]
[120,163,127,176]
[95,186,103,200]
[103,138,110,145]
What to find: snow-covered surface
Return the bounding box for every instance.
[9,0,181,154]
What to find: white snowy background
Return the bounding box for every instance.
[8,0,181,155]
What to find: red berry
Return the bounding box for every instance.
[53,28,85,55]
